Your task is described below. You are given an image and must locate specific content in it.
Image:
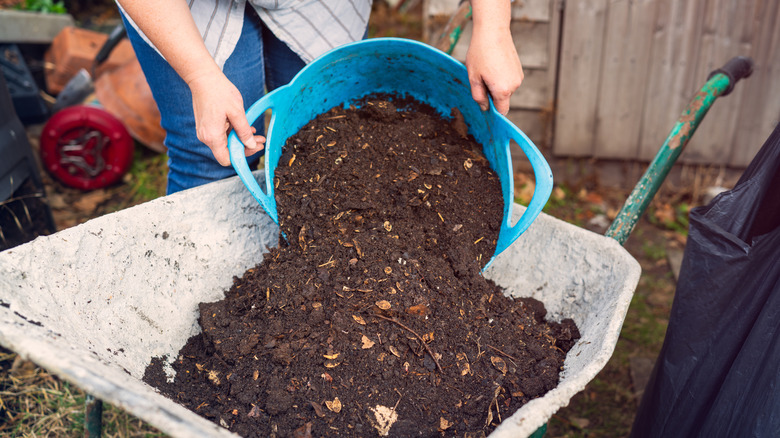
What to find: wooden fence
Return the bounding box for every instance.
[425,0,780,168]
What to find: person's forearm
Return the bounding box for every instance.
[116,0,221,85]
[117,0,263,166]
[464,0,522,114]
[470,0,513,38]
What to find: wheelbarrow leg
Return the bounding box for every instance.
[85,394,103,437]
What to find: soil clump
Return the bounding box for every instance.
[143,95,580,437]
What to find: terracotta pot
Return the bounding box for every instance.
[95,58,166,153]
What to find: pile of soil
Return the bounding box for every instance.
[144,95,580,437]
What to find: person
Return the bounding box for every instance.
[115,0,524,194]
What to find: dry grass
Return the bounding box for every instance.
[0,348,166,437]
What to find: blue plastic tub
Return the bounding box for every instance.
[229,37,552,267]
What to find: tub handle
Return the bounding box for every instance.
[492,118,553,258]
[228,86,290,224]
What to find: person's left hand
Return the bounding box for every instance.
[465,25,524,115]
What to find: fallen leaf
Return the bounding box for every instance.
[298,224,307,251]
[310,401,325,417]
[653,203,676,226]
[406,304,429,316]
[353,314,367,325]
[324,358,342,368]
[571,417,590,429]
[375,300,391,310]
[491,356,508,375]
[248,404,262,418]
[292,422,313,438]
[439,417,453,431]
[47,193,67,209]
[456,352,470,376]
[362,335,375,349]
[516,182,535,205]
[450,107,469,138]
[368,405,398,437]
[584,191,603,205]
[73,189,109,212]
[325,397,342,413]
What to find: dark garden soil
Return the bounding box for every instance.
[143,95,580,437]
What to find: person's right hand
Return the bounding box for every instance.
[186,68,265,166]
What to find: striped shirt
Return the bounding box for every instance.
[118,0,373,68]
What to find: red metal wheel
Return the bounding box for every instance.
[40,105,134,190]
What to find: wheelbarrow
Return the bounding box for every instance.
[0,47,753,438]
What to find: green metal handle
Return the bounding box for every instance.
[432,1,472,55]
[606,73,733,244]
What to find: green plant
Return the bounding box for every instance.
[641,240,667,261]
[13,0,67,14]
[125,149,167,206]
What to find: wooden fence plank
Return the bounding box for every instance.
[449,21,549,69]
[553,0,609,156]
[544,0,563,148]
[510,68,550,110]
[732,0,780,167]
[593,0,658,160]
[682,0,746,164]
[511,0,551,22]
[638,0,704,160]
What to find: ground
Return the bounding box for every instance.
[0,1,702,437]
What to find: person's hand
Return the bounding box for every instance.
[186,68,265,166]
[465,4,524,115]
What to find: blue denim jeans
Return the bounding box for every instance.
[121,7,306,194]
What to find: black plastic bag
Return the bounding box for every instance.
[631,122,780,437]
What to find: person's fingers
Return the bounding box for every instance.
[469,76,491,112]
[248,135,266,157]
[490,86,513,116]
[197,121,231,166]
[227,110,265,159]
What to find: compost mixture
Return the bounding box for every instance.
[144,95,580,437]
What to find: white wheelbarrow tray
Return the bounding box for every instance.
[0,171,640,437]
